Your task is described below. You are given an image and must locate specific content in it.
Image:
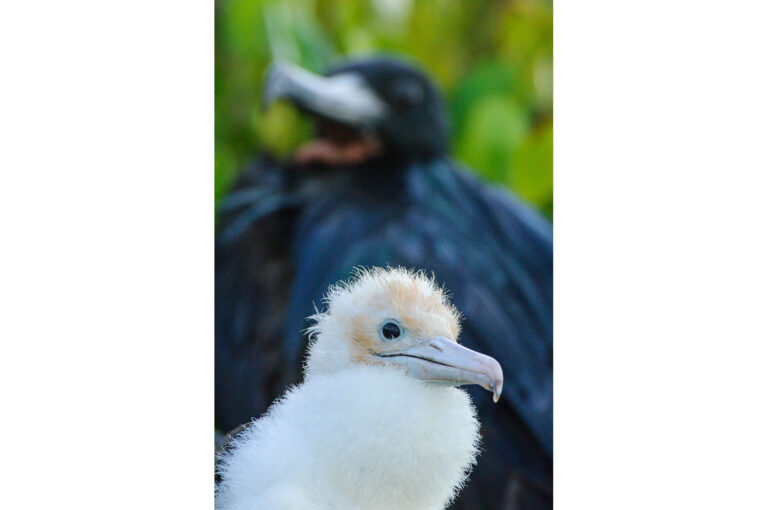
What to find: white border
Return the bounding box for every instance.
[555,1,768,507]
[2,1,214,508]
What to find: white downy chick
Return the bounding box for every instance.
[216,267,503,510]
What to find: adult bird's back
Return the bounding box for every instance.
[216,56,553,510]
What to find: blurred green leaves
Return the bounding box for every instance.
[216,0,552,217]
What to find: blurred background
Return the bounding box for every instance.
[215,0,553,218]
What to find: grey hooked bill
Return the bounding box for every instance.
[262,61,387,128]
[376,336,504,402]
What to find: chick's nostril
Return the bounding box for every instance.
[429,336,452,351]
[429,342,443,352]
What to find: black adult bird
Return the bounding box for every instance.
[216,56,553,510]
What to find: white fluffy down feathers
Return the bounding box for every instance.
[216,366,479,510]
[216,268,483,510]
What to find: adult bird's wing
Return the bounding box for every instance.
[216,156,355,432]
[215,157,307,432]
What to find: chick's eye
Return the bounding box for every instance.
[381,321,402,340]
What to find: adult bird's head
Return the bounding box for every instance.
[263,56,450,165]
[305,267,503,402]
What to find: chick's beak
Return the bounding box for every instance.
[262,61,387,128]
[375,336,504,402]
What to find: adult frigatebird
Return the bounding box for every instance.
[215,56,552,510]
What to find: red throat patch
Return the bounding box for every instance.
[294,136,382,166]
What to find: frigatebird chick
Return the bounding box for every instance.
[216,267,503,510]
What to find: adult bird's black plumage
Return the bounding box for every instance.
[216,56,553,510]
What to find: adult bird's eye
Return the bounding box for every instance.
[381,321,402,340]
[391,79,424,107]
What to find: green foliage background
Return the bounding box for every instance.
[216,0,552,218]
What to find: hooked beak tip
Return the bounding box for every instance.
[492,383,502,403]
[489,360,503,403]
[261,63,287,110]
